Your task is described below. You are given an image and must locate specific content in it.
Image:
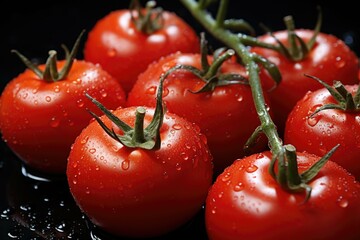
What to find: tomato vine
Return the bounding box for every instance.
[180,0,338,200]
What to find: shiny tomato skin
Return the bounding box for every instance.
[252,30,359,133]
[84,9,200,94]
[0,60,126,174]
[206,151,360,240]
[284,85,360,180]
[127,52,271,176]
[67,107,213,238]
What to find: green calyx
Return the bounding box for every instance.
[270,144,339,202]
[174,32,249,94]
[11,30,84,82]
[306,74,360,116]
[261,7,322,61]
[85,68,166,150]
[130,0,163,34]
[181,0,333,202]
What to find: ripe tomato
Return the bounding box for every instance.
[284,84,360,180]
[127,52,272,176]
[67,106,213,238]
[205,151,360,240]
[84,3,200,94]
[251,29,359,134]
[0,60,126,174]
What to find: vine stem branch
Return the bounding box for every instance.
[180,0,283,155]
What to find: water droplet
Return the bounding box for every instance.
[107,49,117,57]
[234,182,244,192]
[211,207,217,214]
[121,160,130,170]
[246,164,258,173]
[175,163,182,171]
[80,136,89,144]
[180,152,189,161]
[163,171,169,179]
[335,56,346,68]
[54,85,60,93]
[355,115,360,124]
[294,63,302,70]
[55,222,67,233]
[22,92,28,99]
[45,96,52,102]
[89,148,96,154]
[307,116,320,127]
[7,229,20,239]
[337,197,349,208]
[237,95,243,102]
[146,86,157,95]
[162,87,169,97]
[172,123,182,130]
[77,99,84,108]
[49,117,60,128]
[101,91,108,98]
[72,162,78,168]
[1,208,13,219]
[221,172,231,182]
[72,179,77,185]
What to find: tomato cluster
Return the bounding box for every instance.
[1,1,360,240]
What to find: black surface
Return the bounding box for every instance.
[1,0,359,239]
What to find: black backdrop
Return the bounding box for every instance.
[1,0,359,92]
[0,0,359,239]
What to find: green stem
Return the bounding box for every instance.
[215,0,228,27]
[133,107,146,143]
[181,0,283,177]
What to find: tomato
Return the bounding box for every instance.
[127,52,272,176]
[205,151,360,240]
[0,59,126,174]
[84,3,200,94]
[284,84,360,180]
[251,29,359,134]
[66,106,213,238]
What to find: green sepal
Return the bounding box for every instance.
[11,30,85,82]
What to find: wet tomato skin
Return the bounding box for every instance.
[84,9,200,94]
[285,84,360,180]
[205,151,360,240]
[252,30,359,133]
[127,52,272,176]
[0,60,126,174]
[67,107,213,238]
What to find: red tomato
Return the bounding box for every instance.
[67,106,213,238]
[84,6,200,94]
[252,30,359,134]
[0,60,126,174]
[127,52,272,176]
[205,151,360,240]
[284,84,360,180]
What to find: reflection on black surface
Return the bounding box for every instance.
[0,141,208,240]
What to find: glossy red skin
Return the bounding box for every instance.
[67,107,213,238]
[84,9,200,94]
[284,85,360,180]
[0,60,126,174]
[127,52,272,176]
[206,151,360,240]
[252,29,359,134]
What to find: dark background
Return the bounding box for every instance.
[0,0,359,239]
[1,0,359,93]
